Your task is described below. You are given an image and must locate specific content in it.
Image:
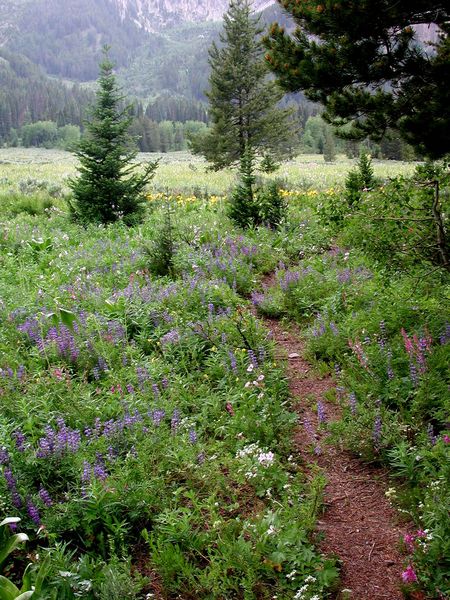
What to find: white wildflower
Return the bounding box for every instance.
[258,451,275,466]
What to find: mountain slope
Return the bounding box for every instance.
[5,0,147,80]
[113,0,274,31]
[0,47,93,141]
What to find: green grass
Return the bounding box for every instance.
[0,148,416,195]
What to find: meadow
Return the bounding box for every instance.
[0,148,416,194]
[0,149,448,600]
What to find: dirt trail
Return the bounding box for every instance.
[262,314,409,600]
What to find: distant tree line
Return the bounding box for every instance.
[129,118,207,153]
[0,49,92,144]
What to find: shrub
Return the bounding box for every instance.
[144,203,176,277]
[344,152,375,207]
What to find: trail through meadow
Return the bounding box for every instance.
[254,277,410,600]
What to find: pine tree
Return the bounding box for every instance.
[189,0,299,170]
[69,48,158,225]
[265,1,450,159]
[323,128,336,162]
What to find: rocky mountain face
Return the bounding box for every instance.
[113,0,274,31]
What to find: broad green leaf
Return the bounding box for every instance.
[45,312,59,327]
[15,592,34,600]
[32,554,51,594]
[59,309,76,329]
[0,575,20,600]
[19,565,32,593]
[0,534,29,567]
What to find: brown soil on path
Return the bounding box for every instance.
[262,314,409,600]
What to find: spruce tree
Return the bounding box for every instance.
[69,48,157,225]
[265,1,450,159]
[189,0,299,170]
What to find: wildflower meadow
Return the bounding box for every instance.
[0,149,448,599]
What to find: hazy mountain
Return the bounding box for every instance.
[0,0,281,84]
[114,0,274,31]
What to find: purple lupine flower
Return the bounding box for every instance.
[0,447,10,465]
[349,392,357,415]
[126,383,135,394]
[248,350,258,368]
[379,321,387,350]
[197,452,205,464]
[373,414,382,447]
[27,500,41,525]
[409,362,419,387]
[279,270,301,291]
[251,291,265,306]
[81,461,91,483]
[36,435,53,458]
[17,365,26,381]
[11,489,22,509]
[228,351,238,374]
[303,417,316,439]
[334,364,341,378]
[92,367,100,381]
[67,429,81,452]
[3,468,16,490]
[317,401,327,424]
[152,410,166,426]
[171,409,181,434]
[440,323,450,345]
[258,347,266,365]
[97,357,108,372]
[161,329,180,346]
[13,430,27,452]
[337,269,352,284]
[161,377,169,389]
[427,423,437,446]
[330,322,339,336]
[387,349,394,380]
[107,446,117,461]
[336,385,345,401]
[417,338,428,373]
[189,429,197,444]
[39,487,53,507]
[94,418,103,437]
[93,460,108,481]
[152,384,160,400]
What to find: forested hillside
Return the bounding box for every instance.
[0,49,93,143]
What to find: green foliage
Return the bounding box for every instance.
[68,49,158,226]
[344,152,375,207]
[255,180,287,228]
[144,202,176,276]
[342,162,450,271]
[265,1,450,158]
[260,153,279,174]
[97,559,147,600]
[228,146,258,228]
[15,123,81,151]
[228,147,287,229]
[190,0,299,169]
[0,48,92,145]
[0,517,49,600]
[323,128,336,163]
